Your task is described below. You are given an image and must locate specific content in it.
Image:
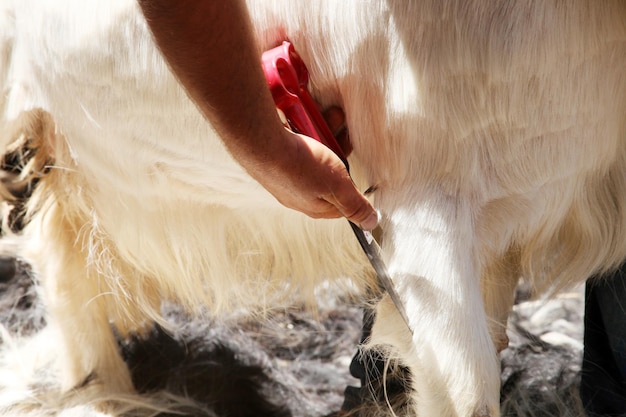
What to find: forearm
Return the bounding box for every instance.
[138,0,379,229]
[138,0,284,167]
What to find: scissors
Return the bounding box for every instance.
[262,41,412,332]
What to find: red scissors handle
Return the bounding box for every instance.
[261,41,348,167]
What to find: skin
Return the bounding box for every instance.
[137,0,379,230]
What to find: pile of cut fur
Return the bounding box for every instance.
[0,252,584,417]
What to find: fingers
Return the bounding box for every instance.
[327,180,379,230]
[261,110,377,229]
[298,189,379,231]
[294,119,377,229]
[322,106,352,156]
[347,202,380,231]
[320,107,374,228]
[323,107,345,134]
[305,202,343,220]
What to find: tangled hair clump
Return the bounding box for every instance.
[0,110,56,233]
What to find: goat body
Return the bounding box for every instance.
[1,1,625,416]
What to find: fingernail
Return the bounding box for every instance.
[361,210,380,231]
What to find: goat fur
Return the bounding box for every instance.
[1,1,625,416]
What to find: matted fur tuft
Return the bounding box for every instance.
[0,327,214,417]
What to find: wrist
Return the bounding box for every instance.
[227,121,297,181]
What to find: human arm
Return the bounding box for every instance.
[137,0,378,230]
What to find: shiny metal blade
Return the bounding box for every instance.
[349,221,412,333]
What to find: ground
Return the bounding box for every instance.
[0,252,585,416]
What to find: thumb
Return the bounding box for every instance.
[333,184,379,230]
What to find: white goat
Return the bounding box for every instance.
[1,1,625,416]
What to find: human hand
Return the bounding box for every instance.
[137,1,376,229]
[248,107,378,230]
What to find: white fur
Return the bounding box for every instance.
[1,0,626,416]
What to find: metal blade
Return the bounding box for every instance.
[348,221,413,333]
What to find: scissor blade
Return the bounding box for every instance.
[348,221,412,332]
